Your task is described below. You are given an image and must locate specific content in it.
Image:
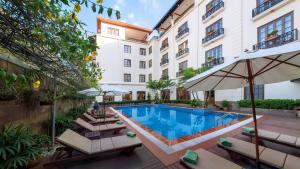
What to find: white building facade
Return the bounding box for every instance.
[96,0,300,103]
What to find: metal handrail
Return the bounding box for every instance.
[252,0,283,17]
[202,1,224,20]
[216,112,233,127]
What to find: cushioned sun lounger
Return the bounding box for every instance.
[86,111,115,118]
[242,127,300,149]
[180,148,242,169]
[75,118,126,133]
[44,129,142,166]
[83,113,120,123]
[218,137,300,169]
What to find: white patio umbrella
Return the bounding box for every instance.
[78,87,100,96]
[98,84,129,113]
[184,42,300,166]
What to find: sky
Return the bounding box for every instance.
[76,0,177,33]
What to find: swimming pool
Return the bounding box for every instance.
[114,104,246,141]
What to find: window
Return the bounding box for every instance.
[122,91,132,101]
[149,59,152,68]
[206,0,222,11]
[205,45,222,61]
[137,91,146,100]
[162,68,168,78]
[107,27,119,36]
[179,60,188,72]
[140,48,146,56]
[178,22,188,33]
[139,61,146,69]
[148,74,152,81]
[162,38,168,46]
[244,85,264,99]
[103,95,115,102]
[178,40,188,51]
[124,45,131,53]
[149,46,152,54]
[206,19,222,34]
[139,75,146,83]
[124,74,131,82]
[124,59,131,67]
[257,12,293,43]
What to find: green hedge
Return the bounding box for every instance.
[238,99,300,110]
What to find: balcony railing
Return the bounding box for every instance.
[252,0,283,17]
[160,75,169,80]
[176,28,189,40]
[202,28,224,44]
[202,1,224,21]
[202,57,224,67]
[160,59,169,66]
[176,48,189,58]
[253,29,298,51]
[160,44,169,51]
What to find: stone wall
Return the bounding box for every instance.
[0,99,90,133]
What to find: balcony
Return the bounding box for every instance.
[160,44,169,52]
[253,29,298,51]
[202,1,224,22]
[176,48,189,59]
[176,28,189,41]
[202,28,224,46]
[160,59,169,66]
[160,75,169,80]
[252,0,288,20]
[202,57,224,68]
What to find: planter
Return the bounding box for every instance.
[266,34,278,41]
[27,156,42,168]
[207,31,214,36]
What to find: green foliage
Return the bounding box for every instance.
[238,99,300,110]
[0,124,50,169]
[190,99,203,107]
[181,66,211,82]
[222,100,229,108]
[146,79,175,101]
[54,104,89,136]
[147,92,151,101]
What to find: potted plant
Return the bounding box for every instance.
[207,30,215,36]
[266,30,278,41]
[222,100,229,111]
[207,56,214,62]
[0,124,50,169]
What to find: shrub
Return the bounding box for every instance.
[222,100,229,108]
[0,124,50,169]
[238,99,300,110]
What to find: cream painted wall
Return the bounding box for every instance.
[97,0,300,102]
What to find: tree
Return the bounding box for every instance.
[146,79,175,101]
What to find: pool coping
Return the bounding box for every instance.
[109,106,262,154]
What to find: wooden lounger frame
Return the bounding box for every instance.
[242,131,300,150]
[44,138,142,167]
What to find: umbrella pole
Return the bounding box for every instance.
[246,60,260,168]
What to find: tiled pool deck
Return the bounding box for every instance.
[42,108,300,169]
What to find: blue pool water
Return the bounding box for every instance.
[115,104,246,141]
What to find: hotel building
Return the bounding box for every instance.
[96,0,300,104]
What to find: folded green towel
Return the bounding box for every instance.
[127,131,136,137]
[243,127,254,134]
[116,121,124,125]
[219,138,232,147]
[183,150,198,165]
[114,114,119,119]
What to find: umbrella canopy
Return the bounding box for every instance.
[78,88,100,96]
[99,84,129,95]
[184,42,300,166]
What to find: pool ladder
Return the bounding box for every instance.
[216,113,234,127]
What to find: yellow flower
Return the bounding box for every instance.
[46,12,54,21]
[91,51,97,57]
[74,3,81,13]
[33,80,41,89]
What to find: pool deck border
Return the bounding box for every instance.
[109,106,262,154]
